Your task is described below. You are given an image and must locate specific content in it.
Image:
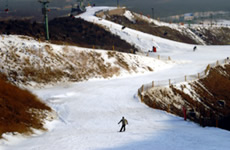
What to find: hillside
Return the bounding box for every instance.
[141,62,230,130]
[1,6,230,150]
[0,73,54,138]
[104,11,202,45]
[189,26,230,45]
[0,17,137,53]
[95,8,230,45]
[0,35,169,87]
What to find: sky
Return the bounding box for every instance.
[93,0,230,17]
[0,0,230,20]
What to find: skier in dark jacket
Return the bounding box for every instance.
[118,116,128,132]
[193,46,197,51]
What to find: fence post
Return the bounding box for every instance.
[185,75,187,82]
[198,73,200,79]
[169,79,171,86]
[168,104,170,112]
[141,85,144,93]
[2,36,4,40]
[152,81,154,88]
[158,55,160,60]
[93,45,95,50]
[205,64,210,75]
[141,94,144,102]
[183,106,187,121]
[112,45,115,51]
[216,60,219,66]
[140,85,144,102]
[168,56,171,61]
[147,52,149,56]
[216,118,219,128]
[225,59,227,63]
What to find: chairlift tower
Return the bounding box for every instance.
[38,0,50,40]
[151,8,154,19]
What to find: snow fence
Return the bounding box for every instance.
[138,57,230,102]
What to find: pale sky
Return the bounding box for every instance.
[1,0,229,19]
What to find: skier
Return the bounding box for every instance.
[153,46,157,52]
[193,46,197,51]
[121,25,126,30]
[118,116,128,132]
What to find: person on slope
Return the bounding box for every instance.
[118,116,128,132]
[193,46,197,51]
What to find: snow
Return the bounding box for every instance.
[123,10,135,23]
[79,6,206,48]
[0,35,174,87]
[1,6,230,150]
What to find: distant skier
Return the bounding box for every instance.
[121,26,126,30]
[193,46,197,51]
[118,116,128,132]
[153,46,157,52]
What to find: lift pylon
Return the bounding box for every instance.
[38,0,50,40]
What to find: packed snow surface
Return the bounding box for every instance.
[1,6,230,150]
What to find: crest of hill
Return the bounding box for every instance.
[0,17,137,53]
[102,8,230,45]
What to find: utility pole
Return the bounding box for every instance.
[39,0,50,40]
[117,0,119,8]
[151,8,154,19]
[210,13,213,27]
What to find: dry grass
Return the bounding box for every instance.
[1,43,146,85]
[194,27,230,45]
[0,74,52,138]
[107,51,116,58]
[115,53,130,71]
[22,66,65,84]
[142,64,230,130]
[0,17,138,52]
[106,14,199,44]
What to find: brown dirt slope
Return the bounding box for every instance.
[190,27,230,45]
[106,14,230,45]
[142,63,230,131]
[0,74,52,138]
[106,15,199,44]
[0,17,137,53]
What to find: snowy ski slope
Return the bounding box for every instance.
[1,6,230,150]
